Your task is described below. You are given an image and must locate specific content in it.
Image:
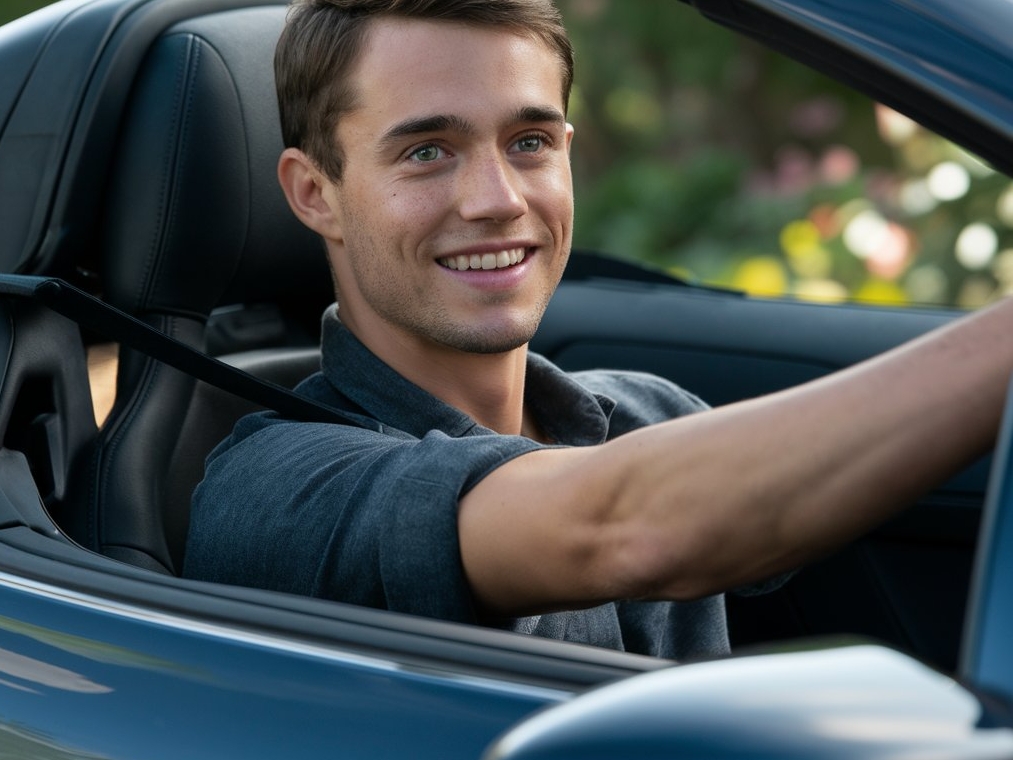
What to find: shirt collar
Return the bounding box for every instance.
[319,306,615,445]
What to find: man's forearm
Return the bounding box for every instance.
[598,296,1013,601]
[460,297,1013,616]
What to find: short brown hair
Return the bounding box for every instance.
[275,0,574,180]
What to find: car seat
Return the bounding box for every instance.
[57,2,334,574]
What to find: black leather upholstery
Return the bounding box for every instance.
[66,5,332,575]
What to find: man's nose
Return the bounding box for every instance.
[457,151,528,222]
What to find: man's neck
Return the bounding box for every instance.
[349,321,531,437]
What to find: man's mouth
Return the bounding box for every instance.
[437,248,527,271]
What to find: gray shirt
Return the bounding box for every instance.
[184,306,730,660]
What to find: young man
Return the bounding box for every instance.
[183,0,1013,660]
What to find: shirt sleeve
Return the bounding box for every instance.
[185,414,542,623]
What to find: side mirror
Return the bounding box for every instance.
[484,644,1013,759]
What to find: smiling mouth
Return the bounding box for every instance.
[438,248,527,271]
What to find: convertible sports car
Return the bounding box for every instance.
[1,0,1013,756]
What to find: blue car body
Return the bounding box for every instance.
[1,0,1013,757]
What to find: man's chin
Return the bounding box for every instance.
[434,323,538,356]
[444,334,533,356]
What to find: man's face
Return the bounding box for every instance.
[319,18,574,356]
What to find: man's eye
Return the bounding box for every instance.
[410,145,441,162]
[515,135,544,153]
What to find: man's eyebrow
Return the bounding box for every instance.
[513,105,567,126]
[378,114,474,152]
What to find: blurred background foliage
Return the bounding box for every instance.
[6,0,1012,308]
[558,0,1012,308]
[0,0,57,24]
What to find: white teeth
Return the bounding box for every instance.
[439,248,526,271]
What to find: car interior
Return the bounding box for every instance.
[0,0,998,680]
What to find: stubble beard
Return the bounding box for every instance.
[385,289,552,355]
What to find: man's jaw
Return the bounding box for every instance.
[438,247,527,271]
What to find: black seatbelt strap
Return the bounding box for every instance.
[0,274,360,427]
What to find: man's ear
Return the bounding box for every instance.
[277,147,343,240]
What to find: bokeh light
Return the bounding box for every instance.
[955,223,999,270]
[927,162,971,202]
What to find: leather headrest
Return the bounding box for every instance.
[102,6,331,321]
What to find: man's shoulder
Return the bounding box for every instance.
[569,366,709,421]
[201,366,541,496]
[208,383,407,465]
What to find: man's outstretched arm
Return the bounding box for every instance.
[458,296,1013,617]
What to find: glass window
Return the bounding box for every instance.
[560,0,1011,308]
